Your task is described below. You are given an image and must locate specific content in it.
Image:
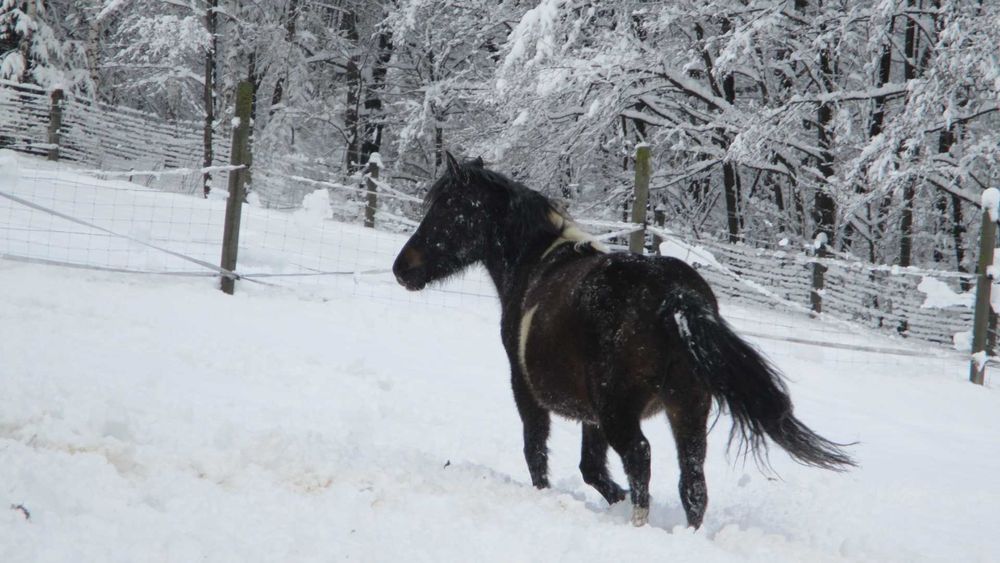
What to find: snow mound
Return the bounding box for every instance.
[296,188,332,223]
[917,276,973,309]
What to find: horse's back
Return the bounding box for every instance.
[561,251,717,317]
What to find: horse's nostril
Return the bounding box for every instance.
[393,247,427,290]
[403,247,424,268]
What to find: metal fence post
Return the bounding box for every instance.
[969,189,998,384]
[219,81,253,295]
[47,89,64,161]
[629,144,651,254]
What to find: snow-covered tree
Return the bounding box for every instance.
[0,0,92,92]
[383,0,520,178]
[482,0,1000,270]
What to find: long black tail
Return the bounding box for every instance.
[663,289,856,471]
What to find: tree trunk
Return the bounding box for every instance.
[934,125,968,287]
[952,192,968,290]
[269,0,299,119]
[361,23,392,166]
[341,9,362,173]
[364,157,379,228]
[792,181,807,238]
[243,50,260,191]
[86,19,101,98]
[793,0,835,243]
[898,0,920,267]
[810,12,833,316]
[813,60,836,242]
[202,0,218,197]
[720,68,741,242]
[711,17,741,243]
[869,32,893,140]
[899,185,915,267]
[848,19,894,256]
[722,162,740,242]
[17,0,36,82]
[769,174,784,214]
[246,44,266,137]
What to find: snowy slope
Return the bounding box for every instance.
[2,154,999,562]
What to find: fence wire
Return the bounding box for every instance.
[0,72,987,384]
[652,228,976,348]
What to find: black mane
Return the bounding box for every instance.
[424,161,562,241]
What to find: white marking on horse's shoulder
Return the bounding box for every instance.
[547,210,565,231]
[674,312,691,340]
[518,305,540,376]
[543,210,609,258]
[562,222,610,253]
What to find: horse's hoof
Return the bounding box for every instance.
[603,485,627,505]
[631,507,649,527]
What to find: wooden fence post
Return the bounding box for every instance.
[364,153,380,228]
[652,205,666,255]
[969,189,998,385]
[810,232,828,315]
[629,144,651,254]
[47,89,64,161]
[219,81,253,295]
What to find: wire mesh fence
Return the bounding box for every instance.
[0,151,502,308]
[655,229,976,347]
[0,147,979,382]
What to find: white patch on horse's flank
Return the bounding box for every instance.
[542,210,610,258]
[518,305,539,376]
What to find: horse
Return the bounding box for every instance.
[392,152,855,529]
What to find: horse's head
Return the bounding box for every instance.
[393,152,497,291]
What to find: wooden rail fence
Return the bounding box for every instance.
[0,80,231,193]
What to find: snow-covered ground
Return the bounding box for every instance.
[1,152,999,561]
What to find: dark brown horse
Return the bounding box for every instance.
[393,153,854,528]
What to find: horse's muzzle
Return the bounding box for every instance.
[393,247,427,291]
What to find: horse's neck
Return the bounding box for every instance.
[484,231,558,308]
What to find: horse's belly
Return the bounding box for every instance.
[524,366,663,422]
[524,365,597,422]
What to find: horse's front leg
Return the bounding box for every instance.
[511,366,551,488]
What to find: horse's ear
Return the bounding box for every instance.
[471,156,484,168]
[444,151,463,179]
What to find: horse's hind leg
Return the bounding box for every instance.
[665,391,711,529]
[511,368,551,488]
[579,423,626,504]
[599,405,651,526]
